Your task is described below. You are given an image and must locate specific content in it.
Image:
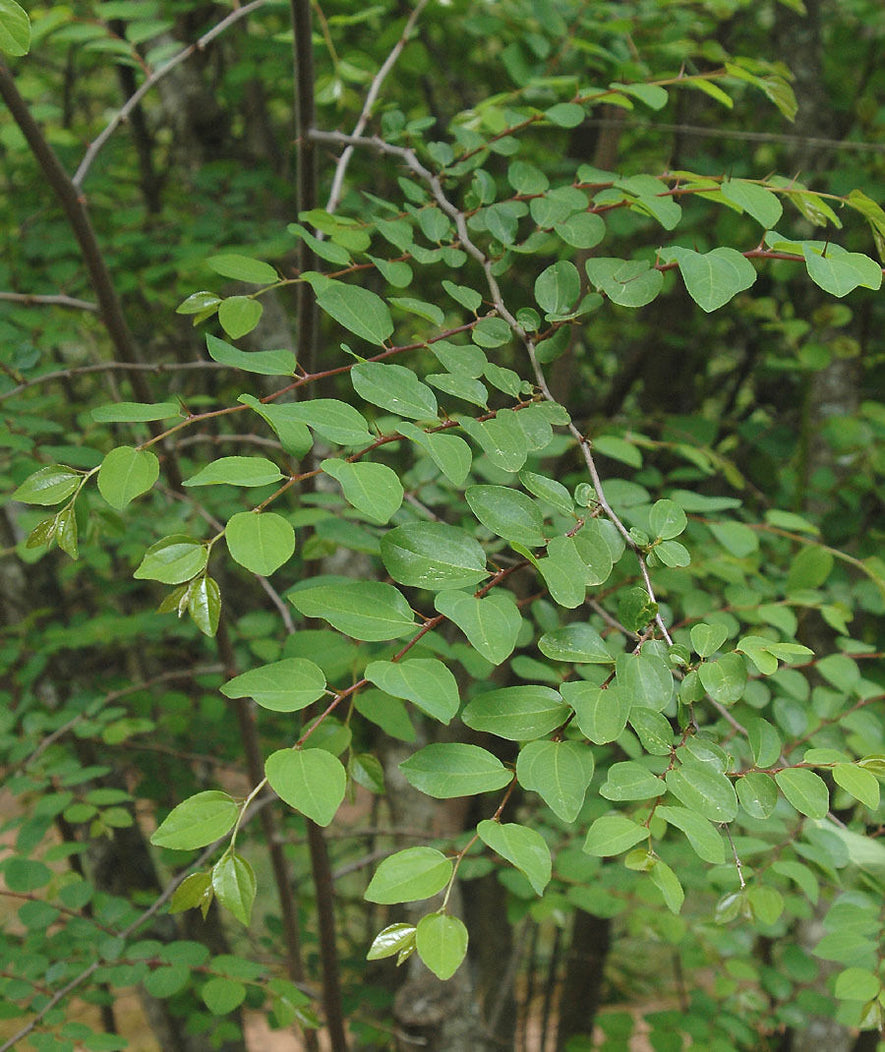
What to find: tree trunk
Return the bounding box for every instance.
[555,911,612,1051]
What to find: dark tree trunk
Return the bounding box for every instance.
[555,911,612,1051]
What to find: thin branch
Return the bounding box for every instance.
[0,360,225,404]
[292,0,318,374]
[0,291,97,310]
[586,116,885,155]
[325,0,430,215]
[73,0,272,189]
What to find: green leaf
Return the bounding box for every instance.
[13,465,82,506]
[817,654,860,691]
[771,860,819,904]
[145,961,191,997]
[225,512,296,576]
[416,913,468,980]
[350,752,385,794]
[563,682,631,745]
[537,536,588,608]
[616,174,682,229]
[516,740,594,823]
[649,859,684,914]
[426,372,489,408]
[92,401,180,422]
[202,976,246,1015]
[207,253,278,284]
[593,435,643,468]
[169,872,213,917]
[665,766,738,822]
[583,815,648,857]
[288,581,415,640]
[747,718,782,769]
[97,447,159,510]
[365,847,453,904]
[274,398,372,447]
[690,622,728,659]
[648,499,687,540]
[747,885,784,927]
[351,361,438,419]
[629,708,674,756]
[220,658,326,712]
[539,624,613,665]
[3,858,51,892]
[177,290,222,316]
[412,350,474,388]
[441,280,482,312]
[265,748,346,826]
[182,456,284,488]
[151,791,238,850]
[519,469,574,515]
[369,254,412,286]
[206,333,296,376]
[462,685,570,741]
[600,761,665,802]
[237,395,312,457]
[354,689,415,743]
[56,505,77,558]
[134,535,208,584]
[656,805,725,864]
[616,652,674,712]
[433,590,522,665]
[832,764,880,810]
[786,546,834,592]
[738,635,813,674]
[292,223,352,265]
[545,102,585,127]
[321,459,403,524]
[465,485,546,548]
[833,967,881,1003]
[316,282,394,346]
[688,78,734,109]
[0,0,31,56]
[802,244,882,297]
[397,421,473,487]
[477,820,551,895]
[618,586,659,633]
[365,659,459,724]
[471,317,512,348]
[551,212,604,251]
[188,575,221,637]
[218,296,263,339]
[457,411,528,473]
[720,179,783,229]
[366,923,417,961]
[708,520,758,557]
[737,772,778,819]
[611,81,668,110]
[212,851,256,926]
[774,768,829,818]
[585,258,663,308]
[535,261,581,316]
[698,652,747,705]
[390,296,445,325]
[381,521,488,590]
[661,246,757,312]
[399,743,512,798]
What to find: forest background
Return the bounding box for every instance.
[1,0,885,1050]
